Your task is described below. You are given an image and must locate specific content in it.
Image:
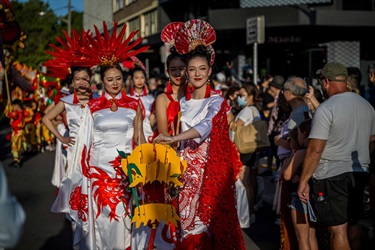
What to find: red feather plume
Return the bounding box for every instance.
[80,21,150,67]
[43,29,92,79]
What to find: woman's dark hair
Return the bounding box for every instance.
[130,66,147,80]
[289,127,299,142]
[99,64,123,81]
[241,83,263,112]
[166,46,186,69]
[225,86,240,100]
[299,118,312,136]
[63,66,91,86]
[186,44,211,65]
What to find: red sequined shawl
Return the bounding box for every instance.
[197,100,245,250]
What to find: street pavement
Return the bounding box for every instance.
[5,120,372,250]
[1,121,279,250]
[2,120,374,249]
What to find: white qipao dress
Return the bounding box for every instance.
[128,88,155,143]
[51,123,67,188]
[176,90,245,250]
[52,90,139,250]
[51,92,86,188]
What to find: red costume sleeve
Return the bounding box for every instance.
[197,100,245,250]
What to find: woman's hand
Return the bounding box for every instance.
[60,136,75,146]
[153,134,174,145]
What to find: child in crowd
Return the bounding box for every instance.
[280,119,318,250]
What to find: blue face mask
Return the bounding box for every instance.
[237,96,247,107]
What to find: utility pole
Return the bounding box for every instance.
[61,0,72,35]
[67,0,72,36]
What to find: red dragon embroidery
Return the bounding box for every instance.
[69,186,88,221]
[90,155,131,221]
[68,145,90,221]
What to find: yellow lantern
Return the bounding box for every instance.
[120,143,186,228]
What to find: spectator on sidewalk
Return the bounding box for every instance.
[264,75,286,176]
[298,62,375,250]
[275,76,310,250]
[280,119,318,250]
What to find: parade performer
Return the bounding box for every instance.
[5,99,24,168]
[152,22,186,145]
[128,66,156,143]
[22,98,37,153]
[127,22,187,250]
[49,21,149,249]
[30,98,43,153]
[154,19,245,250]
[42,29,93,190]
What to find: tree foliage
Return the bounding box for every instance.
[10,0,83,69]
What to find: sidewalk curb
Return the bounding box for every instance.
[242,230,261,250]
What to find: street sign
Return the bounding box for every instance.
[247,15,265,45]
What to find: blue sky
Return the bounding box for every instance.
[18,0,83,16]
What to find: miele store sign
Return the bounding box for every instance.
[268,36,302,44]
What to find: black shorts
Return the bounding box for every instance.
[370,151,375,174]
[311,172,369,226]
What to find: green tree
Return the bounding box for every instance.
[10,0,82,69]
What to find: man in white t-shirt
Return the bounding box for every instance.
[298,62,375,250]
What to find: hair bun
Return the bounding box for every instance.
[169,46,177,54]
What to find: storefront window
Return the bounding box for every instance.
[128,17,140,41]
[143,9,158,37]
[116,0,124,11]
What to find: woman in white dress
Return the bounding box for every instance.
[229,84,263,225]
[54,63,146,250]
[48,21,149,249]
[128,67,156,143]
[42,66,92,188]
[154,19,245,250]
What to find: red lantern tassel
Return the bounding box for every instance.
[147,223,157,250]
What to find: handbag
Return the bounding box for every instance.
[234,107,270,154]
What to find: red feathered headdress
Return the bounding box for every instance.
[43,29,92,79]
[43,21,149,79]
[80,21,149,67]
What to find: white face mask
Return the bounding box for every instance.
[237,96,247,107]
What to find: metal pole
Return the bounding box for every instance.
[253,42,258,85]
[68,0,72,36]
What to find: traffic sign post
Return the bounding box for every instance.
[247,16,265,85]
[247,16,265,45]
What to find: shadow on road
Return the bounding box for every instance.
[40,219,73,250]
